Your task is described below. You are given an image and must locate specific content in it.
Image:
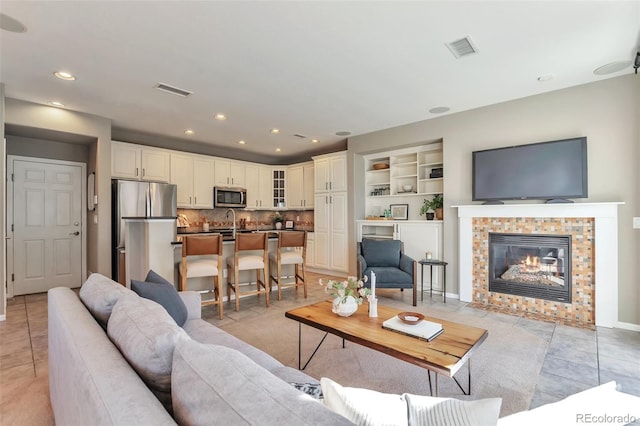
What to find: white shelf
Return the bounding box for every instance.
[364,142,443,219]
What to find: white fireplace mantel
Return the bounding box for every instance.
[455,202,623,328]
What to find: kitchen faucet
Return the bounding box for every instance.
[226,208,236,239]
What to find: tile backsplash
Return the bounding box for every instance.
[177,208,314,231]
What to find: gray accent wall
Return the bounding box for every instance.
[348,74,640,327]
[1,83,5,319]
[6,135,90,163]
[4,98,112,281]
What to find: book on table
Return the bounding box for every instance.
[382,316,444,342]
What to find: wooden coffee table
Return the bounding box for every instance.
[285,300,488,396]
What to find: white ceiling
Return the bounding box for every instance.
[1,1,638,162]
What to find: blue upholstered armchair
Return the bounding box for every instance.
[356,238,417,306]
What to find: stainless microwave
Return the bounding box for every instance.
[214,186,247,208]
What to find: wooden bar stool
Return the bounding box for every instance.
[179,234,224,319]
[226,232,270,311]
[269,231,307,301]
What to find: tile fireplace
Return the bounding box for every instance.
[489,233,571,303]
[456,202,622,328]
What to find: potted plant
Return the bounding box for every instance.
[420,194,443,220]
[432,194,444,220]
[273,212,284,229]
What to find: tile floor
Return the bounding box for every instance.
[0,275,639,424]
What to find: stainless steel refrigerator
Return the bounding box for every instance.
[111,179,177,284]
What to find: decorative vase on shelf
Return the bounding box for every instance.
[275,222,282,230]
[332,296,358,317]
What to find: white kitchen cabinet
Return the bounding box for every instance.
[314,152,347,193]
[356,220,443,285]
[305,232,315,268]
[170,153,214,209]
[272,169,286,208]
[245,164,272,209]
[314,192,348,273]
[111,141,171,182]
[287,162,314,209]
[214,159,245,187]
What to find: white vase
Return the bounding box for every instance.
[332,296,358,317]
[275,222,282,230]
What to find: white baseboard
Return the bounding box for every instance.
[615,321,640,332]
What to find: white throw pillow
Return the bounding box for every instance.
[497,381,640,426]
[320,377,408,426]
[404,393,502,426]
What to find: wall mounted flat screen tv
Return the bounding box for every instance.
[472,137,588,202]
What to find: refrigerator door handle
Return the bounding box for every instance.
[146,184,151,217]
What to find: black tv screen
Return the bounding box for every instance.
[472,137,588,202]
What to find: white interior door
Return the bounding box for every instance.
[10,158,84,295]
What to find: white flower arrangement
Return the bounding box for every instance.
[319,276,370,304]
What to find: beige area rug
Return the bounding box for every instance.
[218,301,548,417]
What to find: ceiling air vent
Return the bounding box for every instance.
[446,36,478,59]
[154,83,193,97]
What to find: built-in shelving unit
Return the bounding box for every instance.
[365,142,443,198]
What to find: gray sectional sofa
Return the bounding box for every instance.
[48,273,351,425]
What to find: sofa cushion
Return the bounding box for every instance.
[79,273,132,328]
[171,339,352,425]
[131,270,188,326]
[363,267,413,286]
[107,292,189,410]
[321,377,408,426]
[361,239,401,267]
[405,393,501,426]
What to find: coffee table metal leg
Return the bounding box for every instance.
[452,359,472,395]
[297,323,329,370]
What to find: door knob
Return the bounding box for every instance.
[69,231,80,236]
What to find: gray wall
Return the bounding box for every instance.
[1,84,5,318]
[349,74,640,327]
[5,98,112,280]
[6,135,90,163]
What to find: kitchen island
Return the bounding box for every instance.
[171,229,298,295]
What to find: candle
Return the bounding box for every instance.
[370,271,376,299]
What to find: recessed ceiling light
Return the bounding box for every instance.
[184,129,194,135]
[312,139,319,143]
[238,140,246,145]
[537,74,554,82]
[270,128,280,134]
[54,71,76,81]
[593,61,632,75]
[336,131,351,136]
[275,148,281,152]
[429,106,450,114]
[48,101,65,108]
[0,13,27,33]
[214,113,226,121]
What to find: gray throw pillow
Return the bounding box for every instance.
[131,270,188,326]
[79,273,133,329]
[107,292,189,414]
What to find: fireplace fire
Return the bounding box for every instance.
[489,233,572,303]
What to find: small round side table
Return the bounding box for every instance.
[419,259,448,303]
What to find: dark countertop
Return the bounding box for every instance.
[172,229,280,245]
